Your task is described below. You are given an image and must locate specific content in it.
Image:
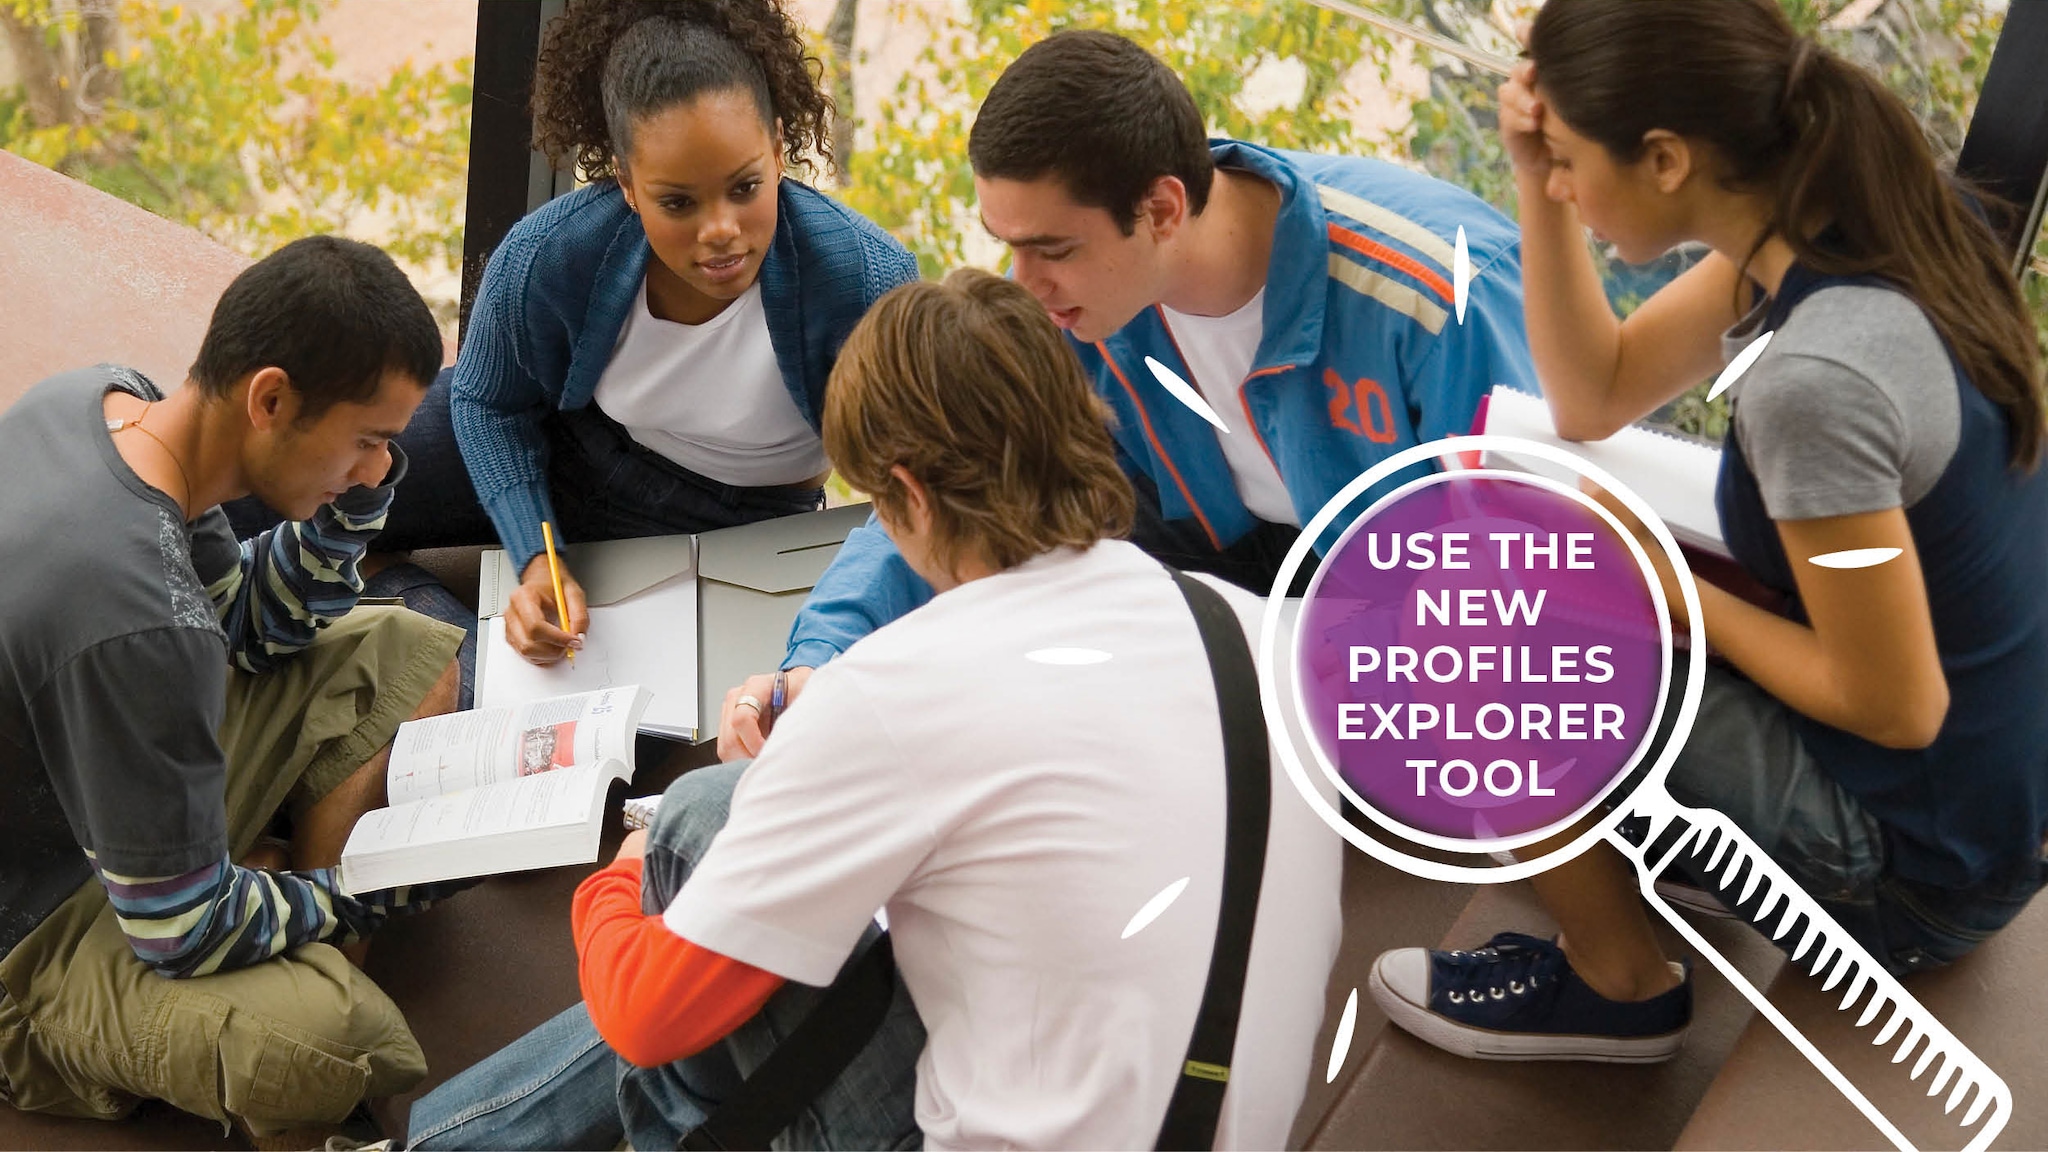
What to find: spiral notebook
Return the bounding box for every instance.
[1474,385,1729,559]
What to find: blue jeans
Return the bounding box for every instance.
[1657,663,2048,974]
[404,763,924,1151]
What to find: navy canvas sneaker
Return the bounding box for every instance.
[1369,932,1693,1063]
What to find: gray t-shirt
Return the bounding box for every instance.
[0,368,249,952]
[1720,284,1959,519]
[0,362,422,960]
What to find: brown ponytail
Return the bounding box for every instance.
[1529,0,2046,468]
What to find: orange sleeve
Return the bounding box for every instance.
[571,857,786,1068]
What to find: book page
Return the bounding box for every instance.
[338,766,609,892]
[385,687,645,807]
[478,568,699,737]
[348,765,599,854]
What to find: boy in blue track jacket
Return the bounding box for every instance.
[720,30,1537,754]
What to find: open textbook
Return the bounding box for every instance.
[335,686,652,895]
[1476,385,1728,558]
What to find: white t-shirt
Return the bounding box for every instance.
[1160,291,1299,526]
[591,279,828,487]
[666,540,1342,1150]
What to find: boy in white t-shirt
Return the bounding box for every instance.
[403,269,1343,1151]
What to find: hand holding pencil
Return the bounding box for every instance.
[508,523,589,665]
[542,521,575,666]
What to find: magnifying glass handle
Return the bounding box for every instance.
[1607,797,2011,1152]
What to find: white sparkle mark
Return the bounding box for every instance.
[1145,356,1229,432]
[1707,330,1774,402]
[1025,647,1114,666]
[1327,987,1360,1082]
[1454,225,1471,325]
[1122,876,1191,940]
[1808,547,1903,570]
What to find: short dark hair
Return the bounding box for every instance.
[190,236,442,422]
[968,31,1213,235]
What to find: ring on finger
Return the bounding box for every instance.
[735,694,764,715]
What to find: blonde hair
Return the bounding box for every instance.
[823,268,1135,572]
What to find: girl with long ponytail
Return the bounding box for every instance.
[1369,0,2048,1066]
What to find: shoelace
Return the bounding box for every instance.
[1436,931,1571,1007]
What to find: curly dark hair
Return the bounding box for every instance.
[531,0,831,183]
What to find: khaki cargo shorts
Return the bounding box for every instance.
[0,606,462,1135]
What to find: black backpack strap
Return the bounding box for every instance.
[1155,569,1272,1151]
[678,934,897,1151]
[678,569,1269,1151]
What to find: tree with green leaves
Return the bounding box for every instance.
[1385,0,2034,437]
[836,0,1394,276]
[1,0,471,325]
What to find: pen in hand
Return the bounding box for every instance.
[767,668,788,732]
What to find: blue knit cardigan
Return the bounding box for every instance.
[451,178,919,569]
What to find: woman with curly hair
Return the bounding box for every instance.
[242,0,918,675]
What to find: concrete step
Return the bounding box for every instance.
[0,1101,239,1151]
[0,149,249,404]
[1308,878,1786,1150]
[1289,848,1477,1148]
[407,545,486,612]
[1676,892,2048,1151]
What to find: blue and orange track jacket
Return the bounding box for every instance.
[782,140,1538,670]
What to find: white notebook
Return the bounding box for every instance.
[478,566,699,740]
[474,506,876,744]
[1477,385,1728,558]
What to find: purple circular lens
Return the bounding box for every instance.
[1297,472,1665,843]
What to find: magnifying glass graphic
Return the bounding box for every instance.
[1262,436,2011,1152]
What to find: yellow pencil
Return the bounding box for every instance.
[542,520,575,665]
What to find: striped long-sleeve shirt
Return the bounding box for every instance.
[93,852,462,979]
[95,436,449,976]
[0,366,448,973]
[199,445,405,672]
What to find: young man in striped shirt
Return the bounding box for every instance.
[0,237,464,1141]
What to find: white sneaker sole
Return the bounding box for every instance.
[1653,879,1742,919]
[1367,953,1687,1064]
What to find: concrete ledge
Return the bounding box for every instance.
[1677,896,2048,1151]
[1292,850,1476,1148]
[0,150,248,403]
